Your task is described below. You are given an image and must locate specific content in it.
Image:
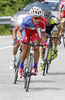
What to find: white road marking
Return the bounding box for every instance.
[0,46,13,50]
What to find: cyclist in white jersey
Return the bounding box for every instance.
[10,14,28,70]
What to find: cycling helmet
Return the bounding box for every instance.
[44,11,51,21]
[30,6,42,17]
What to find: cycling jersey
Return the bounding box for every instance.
[59,0,65,18]
[16,14,28,39]
[20,15,47,43]
[46,15,60,35]
[17,14,28,28]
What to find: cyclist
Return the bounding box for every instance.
[39,10,62,71]
[10,14,28,70]
[18,6,48,78]
[58,0,65,28]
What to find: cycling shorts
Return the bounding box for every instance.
[61,14,65,18]
[24,29,41,43]
[61,10,65,18]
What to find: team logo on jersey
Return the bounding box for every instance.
[25,37,27,40]
[35,34,38,36]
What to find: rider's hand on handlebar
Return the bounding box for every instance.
[12,37,19,46]
[43,40,48,48]
[19,37,23,45]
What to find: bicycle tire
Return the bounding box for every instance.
[14,68,18,84]
[46,47,52,74]
[43,45,50,76]
[24,75,27,89]
[24,67,32,92]
[63,32,65,47]
[24,53,33,92]
[46,62,50,74]
[26,73,31,92]
[43,65,46,76]
[23,68,28,89]
[26,61,32,92]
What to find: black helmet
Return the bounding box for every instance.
[44,11,51,21]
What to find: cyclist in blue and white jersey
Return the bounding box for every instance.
[10,14,28,70]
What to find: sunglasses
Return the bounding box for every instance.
[33,17,41,20]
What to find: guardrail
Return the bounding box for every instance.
[0,16,12,25]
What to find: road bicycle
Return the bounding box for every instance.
[14,45,22,84]
[43,34,60,76]
[22,41,44,92]
[60,20,65,47]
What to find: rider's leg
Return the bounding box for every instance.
[10,42,20,70]
[52,31,59,59]
[13,42,20,59]
[33,40,40,74]
[52,32,59,48]
[39,40,46,71]
[20,44,30,78]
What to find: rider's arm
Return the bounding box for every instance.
[58,8,62,21]
[12,26,19,41]
[18,28,23,39]
[41,31,46,42]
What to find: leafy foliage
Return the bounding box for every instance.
[0,0,31,35]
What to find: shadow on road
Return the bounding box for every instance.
[30,87,61,91]
[48,72,65,76]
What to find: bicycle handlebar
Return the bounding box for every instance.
[22,41,43,47]
[46,33,59,39]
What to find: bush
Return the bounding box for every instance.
[0,0,31,35]
[0,25,11,35]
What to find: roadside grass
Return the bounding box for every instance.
[0,25,11,35]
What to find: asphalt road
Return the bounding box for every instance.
[0,35,65,100]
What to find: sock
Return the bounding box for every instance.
[33,63,38,68]
[12,55,16,61]
[20,63,24,69]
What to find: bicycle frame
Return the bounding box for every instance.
[23,44,34,92]
[22,41,44,92]
[43,34,59,75]
[14,46,22,84]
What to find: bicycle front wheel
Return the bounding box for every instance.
[14,67,19,84]
[46,62,50,74]
[26,72,31,92]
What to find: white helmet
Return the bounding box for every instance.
[30,6,42,17]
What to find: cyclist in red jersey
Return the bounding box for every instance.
[58,0,65,28]
[18,6,48,78]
